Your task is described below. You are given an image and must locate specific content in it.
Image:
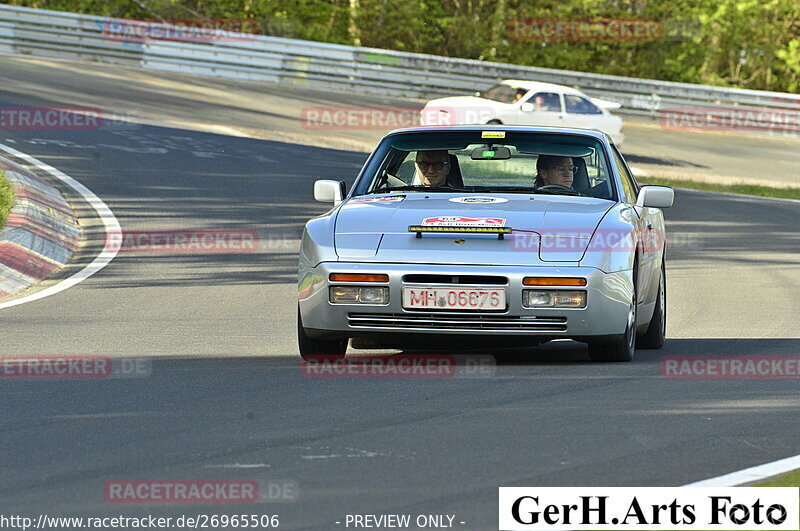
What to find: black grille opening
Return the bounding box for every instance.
[347,313,567,332]
[402,274,508,285]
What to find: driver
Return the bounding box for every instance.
[534,155,576,188]
[413,150,451,186]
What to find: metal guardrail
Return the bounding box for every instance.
[1,4,798,131]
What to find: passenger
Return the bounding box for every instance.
[513,88,527,102]
[528,94,547,111]
[413,150,451,186]
[534,155,576,188]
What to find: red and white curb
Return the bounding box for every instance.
[0,143,120,309]
[0,158,78,297]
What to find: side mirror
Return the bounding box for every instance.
[474,91,481,97]
[636,185,674,208]
[314,180,344,205]
[520,102,534,112]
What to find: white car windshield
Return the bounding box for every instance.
[480,83,519,103]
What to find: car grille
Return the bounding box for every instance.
[347,312,567,332]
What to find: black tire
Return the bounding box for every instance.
[638,260,666,349]
[486,119,502,124]
[297,308,347,361]
[588,264,637,362]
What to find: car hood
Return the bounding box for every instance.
[425,96,501,106]
[422,97,504,125]
[334,194,613,265]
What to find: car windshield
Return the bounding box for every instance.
[354,130,616,200]
[480,83,519,103]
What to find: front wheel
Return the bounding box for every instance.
[297,307,347,361]
[588,281,637,362]
[638,261,666,349]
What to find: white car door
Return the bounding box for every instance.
[506,91,565,127]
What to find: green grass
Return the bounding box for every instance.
[753,468,800,487]
[637,176,800,201]
[0,170,15,230]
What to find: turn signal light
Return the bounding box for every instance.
[523,277,587,286]
[329,273,389,283]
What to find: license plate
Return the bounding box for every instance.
[402,286,506,310]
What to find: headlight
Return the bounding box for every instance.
[359,287,389,304]
[330,286,360,303]
[329,286,389,304]
[523,290,586,308]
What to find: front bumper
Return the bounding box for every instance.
[299,262,634,342]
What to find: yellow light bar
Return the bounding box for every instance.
[408,225,512,234]
[329,273,389,283]
[523,277,587,286]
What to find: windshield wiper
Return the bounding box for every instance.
[474,185,585,196]
[533,188,584,196]
[473,187,537,193]
[368,185,469,194]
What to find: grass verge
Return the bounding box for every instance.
[0,169,15,230]
[753,468,800,487]
[637,176,800,201]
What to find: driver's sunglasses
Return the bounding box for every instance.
[416,160,449,171]
[548,166,577,174]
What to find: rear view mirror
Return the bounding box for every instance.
[636,185,674,208]
[314,180,345,205]
[470,146,512,160]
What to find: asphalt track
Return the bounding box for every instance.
[2,54,800,186]
[1,55,799,530]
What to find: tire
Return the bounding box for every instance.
[588,265,637,362]
[638,260,666,349]
[486,119,502,124]
[297,307,347,361]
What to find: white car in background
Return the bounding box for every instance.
[421,80,625,145]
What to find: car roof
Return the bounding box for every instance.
[384,124,612,143]
[500,79,586,96]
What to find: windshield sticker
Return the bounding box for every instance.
[481,131,506,139]
[449,196,509,204]
[422,216,506,227]
[350,195,405,203]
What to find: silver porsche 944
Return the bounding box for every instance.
[298,126,674,362]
